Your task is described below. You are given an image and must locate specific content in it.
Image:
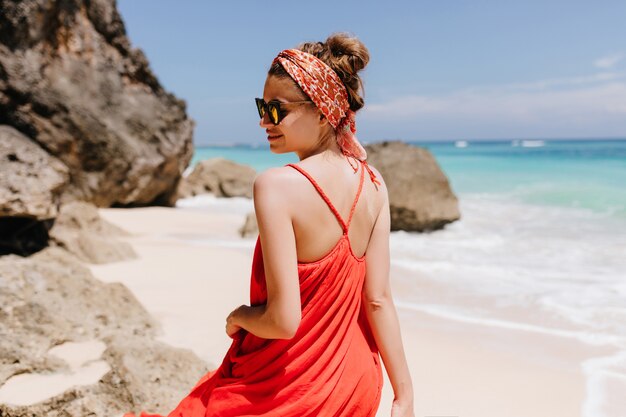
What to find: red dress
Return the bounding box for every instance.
[124,159,383,417]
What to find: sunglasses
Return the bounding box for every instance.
[255,97,313,125]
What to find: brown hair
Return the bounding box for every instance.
[268,32,370,114]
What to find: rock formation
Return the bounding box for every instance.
[364,141,460,231]
[0,2,212,414]
[0,0,194,256]
[0,126,69,219]
[0,0,194,209]
[0,126,69,255]
[48,200,137,263]
[0,245,210,416]
[177,157,256,200]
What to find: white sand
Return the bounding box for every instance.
[90,205,255,367]
[80,203,606,416]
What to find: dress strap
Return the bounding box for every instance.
[285,163,348,234]
[345,159,365,231]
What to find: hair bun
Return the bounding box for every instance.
[296,32,370,112]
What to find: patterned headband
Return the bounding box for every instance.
[272,48,380,187]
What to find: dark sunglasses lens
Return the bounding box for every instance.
[268,102,280,124]
[255,98,265,118]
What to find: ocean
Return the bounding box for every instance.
[184,138,626,415]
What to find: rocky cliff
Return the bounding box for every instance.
[0,0,194,210]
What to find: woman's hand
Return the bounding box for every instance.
[226,304,247,338]
[390,398,415,417]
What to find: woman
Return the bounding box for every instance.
[125,33,414,417]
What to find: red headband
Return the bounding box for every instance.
[273,48,380,187]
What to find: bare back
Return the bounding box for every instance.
[284,157,383,264]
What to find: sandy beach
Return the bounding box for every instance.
[84,198,615,417]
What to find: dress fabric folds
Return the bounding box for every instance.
[124,159,383,417]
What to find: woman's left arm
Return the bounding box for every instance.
[227,168,301,339]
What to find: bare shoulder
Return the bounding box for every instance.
[364,163,387,189]
[253,166,301,188]
[362,162,388,205]
[253,166,302,208]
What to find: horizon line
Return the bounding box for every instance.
[194,136,626,147]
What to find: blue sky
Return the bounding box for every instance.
[117,0,626,145]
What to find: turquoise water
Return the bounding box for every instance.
[191,139,626,220]
[190,145,299,173]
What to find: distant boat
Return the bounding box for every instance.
[455,140,468,148]
[521,140,545,147]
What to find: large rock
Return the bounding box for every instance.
[0,0,194,209]
[0,125,69,256]
[177,157,256,199]
[0,125,69,219]
[0,246,210,416]
[104,336,210,416]
[48,200,137,263]
[0,337,210,417]
[0,247,158,386]
[364,141,460,231]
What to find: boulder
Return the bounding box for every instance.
[0,246,210,416]
[0,247,158,383]
[0,125,70,256]
[103,336,210,416]
[177,157,256,199]
[0,0,194,208]
[364,141,460,231]
[48,201,137,263]
[0,125,69,219]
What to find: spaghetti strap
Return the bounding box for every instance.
[345,159,365,231]
[285,161,365,235]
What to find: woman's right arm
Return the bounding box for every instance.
[362,173,415,413]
